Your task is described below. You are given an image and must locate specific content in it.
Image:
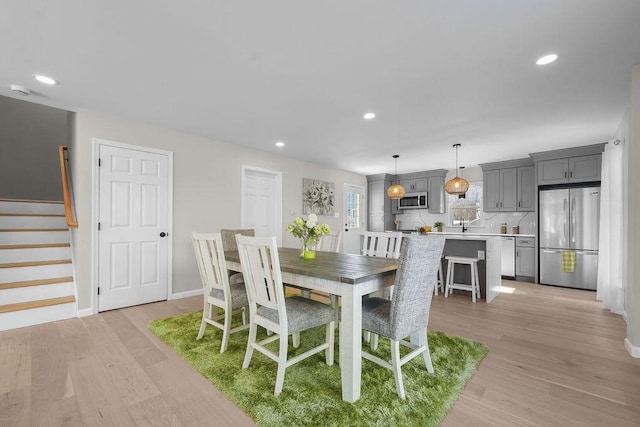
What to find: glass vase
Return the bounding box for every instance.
[301,240,317,259]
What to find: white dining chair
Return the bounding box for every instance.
[361,235,446,399]
[311,232,342,323]
[192,232,249,353]
[317,232,342,253]
[362,231,402,258]
[236,234,335,396]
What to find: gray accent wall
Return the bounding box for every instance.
[0,95,71,200]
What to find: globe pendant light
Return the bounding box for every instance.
[386,154,406,199]
[445,143,470,195]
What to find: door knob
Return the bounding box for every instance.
[159,232,167,237]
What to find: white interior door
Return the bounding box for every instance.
[343,184,365,254]
[97,142,171,311]
[241,166,282,244]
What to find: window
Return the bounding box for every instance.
[448,182,483,227]
[345,190,362,228]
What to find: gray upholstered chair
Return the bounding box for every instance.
[361,234,446,399]
[192,232,249,353]
[220,228,255,283]
[362,230,403,349]
[236,234,335,396]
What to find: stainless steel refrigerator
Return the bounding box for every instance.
[539,186,600,290]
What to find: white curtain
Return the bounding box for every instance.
[597,139,624,314]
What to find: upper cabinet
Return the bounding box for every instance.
[398,177,427,193]
[427,175,445,214]
[388,169,447,214]
[480,159,533,212]
[537,154,602,185]
[517,166,535,211]
[530,143,605,186]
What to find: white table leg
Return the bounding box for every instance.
[340,287,361,402]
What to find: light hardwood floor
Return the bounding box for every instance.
[1,280,639,426]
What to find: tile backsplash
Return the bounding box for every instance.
[394,209,536,235]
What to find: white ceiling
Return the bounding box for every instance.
[2,1,639,175]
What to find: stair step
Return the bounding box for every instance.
[0,228,67,232]
[0,276,74,290]
[0,295,76,314]
[0,243,70,250]
[0,213,66,217]
[0,229,70,245]
[0,216,67,228]
[0,262,73,283]
[0,297,77,330]
[0,246,72,263]
[0,259,72,269]
[0,200,64,214]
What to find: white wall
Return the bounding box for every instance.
[71,109,365,311]
[394,166,537,235]
[626,64,640,356]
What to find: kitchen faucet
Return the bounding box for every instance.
[461,218,468,233]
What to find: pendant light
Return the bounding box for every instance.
[445,143,470,195]
[386,154,406,199]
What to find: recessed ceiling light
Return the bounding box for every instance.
[275,141,285,147]
[536,54,558,66]
[363,112,376,120]
[33,74,59,85]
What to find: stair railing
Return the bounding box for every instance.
[58,146,78,228]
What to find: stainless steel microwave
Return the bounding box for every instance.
[398,192,428,209]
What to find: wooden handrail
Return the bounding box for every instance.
[58,146,78,228]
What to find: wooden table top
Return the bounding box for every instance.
[225,247,398,285]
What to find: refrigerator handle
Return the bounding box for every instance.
[563,198,568,245]
[570,197,576,245]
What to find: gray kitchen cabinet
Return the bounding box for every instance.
[515,236,535,280]
[399,177,427,193]
[427,176,445,213]
[516,166,535,211]
[367,175,395,232]
[537,154,601,185]
[484,168,517,212]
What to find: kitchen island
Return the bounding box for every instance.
[420,232,502,302]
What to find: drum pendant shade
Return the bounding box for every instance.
[387,155,406,199]
[445,144,469,195]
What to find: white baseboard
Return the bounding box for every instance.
[170,288,203,300]
[77,307,95,317]
[624,338,640,358]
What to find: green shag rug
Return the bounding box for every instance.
[148,311,487,427]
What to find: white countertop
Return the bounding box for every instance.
[429,232,535,238]
[395,230,534,238]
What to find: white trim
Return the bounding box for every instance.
[77,307,94,318]
[241,165,283,244]
[170,288,204,300]
[624,338,640,358]
[92,138,174,314]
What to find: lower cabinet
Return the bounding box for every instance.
[515,237,535,281]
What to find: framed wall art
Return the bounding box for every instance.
[302,178,335,215]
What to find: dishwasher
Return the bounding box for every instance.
[501,236,515,278]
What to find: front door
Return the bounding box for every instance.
[343,184,365,254]
[97,141,171,311]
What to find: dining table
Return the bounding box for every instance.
[224,247,398,403]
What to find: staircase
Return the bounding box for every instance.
[0,199,77,330]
